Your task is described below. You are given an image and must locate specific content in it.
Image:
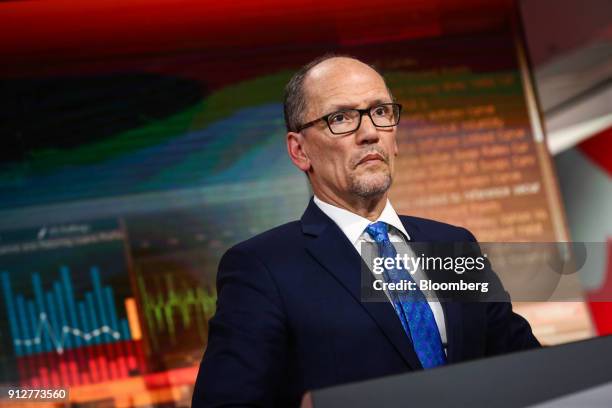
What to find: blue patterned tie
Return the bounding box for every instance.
[366,221,446,368]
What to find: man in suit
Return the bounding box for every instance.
[192,55,540,407]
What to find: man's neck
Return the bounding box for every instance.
[314,191,388,221]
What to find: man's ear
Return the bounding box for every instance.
[287,132,311,171]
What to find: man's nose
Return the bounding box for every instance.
[355,114,380,144]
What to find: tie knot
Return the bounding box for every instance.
[365,221,390,243]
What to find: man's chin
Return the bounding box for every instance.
[349,174,392,198]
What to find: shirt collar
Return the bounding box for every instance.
[313,195,411,245]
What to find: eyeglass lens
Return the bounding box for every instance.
[328,104,399,134]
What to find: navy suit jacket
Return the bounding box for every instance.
[192,199,540,407]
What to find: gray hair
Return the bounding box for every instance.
[283,53,391,133]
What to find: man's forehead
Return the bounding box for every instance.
[303,58,390,111]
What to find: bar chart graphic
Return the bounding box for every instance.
[1,267,131,356]
[0,220,149,387]
[0,266,148,387]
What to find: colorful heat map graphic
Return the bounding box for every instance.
[0,71,304,211]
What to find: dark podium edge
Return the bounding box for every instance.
[301,334,612,408]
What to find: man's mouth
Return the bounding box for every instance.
[357,153,385,166]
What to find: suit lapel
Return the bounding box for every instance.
[301,199,422,370]
[399,216,464,363]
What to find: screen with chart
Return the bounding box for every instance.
[0,0,591,406]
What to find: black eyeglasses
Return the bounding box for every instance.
[296,103,402,136]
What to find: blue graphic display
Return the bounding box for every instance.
[1,267,131,357]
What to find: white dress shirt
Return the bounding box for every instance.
[313,195,447,346]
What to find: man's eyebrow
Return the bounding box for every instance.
[324,98,392,113]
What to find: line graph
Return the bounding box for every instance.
[137,273,216,351]
[13,312,122,353]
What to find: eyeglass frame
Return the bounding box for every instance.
[295,102,403,135]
